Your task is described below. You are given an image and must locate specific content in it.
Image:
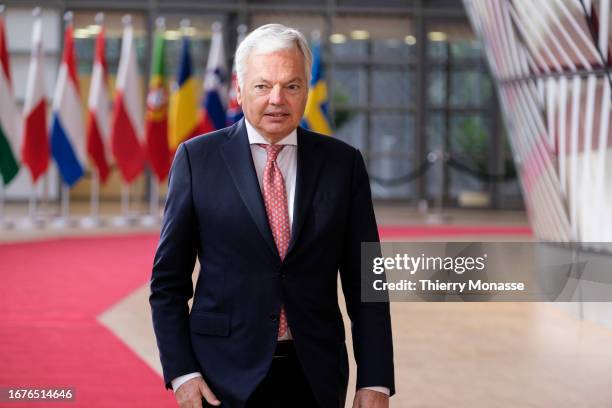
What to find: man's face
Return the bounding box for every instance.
[237,48,308,143]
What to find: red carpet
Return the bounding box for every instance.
[0,234,175,407]
[379,224,532,238]
[0,225,531,407]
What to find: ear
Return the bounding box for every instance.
[236,82,243,106]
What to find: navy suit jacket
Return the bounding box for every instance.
[150,119,394,408]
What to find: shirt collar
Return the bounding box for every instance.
[245,118,298,146]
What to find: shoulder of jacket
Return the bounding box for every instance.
[181,125,235,156]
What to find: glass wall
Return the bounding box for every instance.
[425,19,523,209]
[329,15,416,199]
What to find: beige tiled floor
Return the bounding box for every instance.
[3,204,612,407]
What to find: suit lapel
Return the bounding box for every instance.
[220,119,279,258]
[288,127,325,256]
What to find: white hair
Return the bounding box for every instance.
[235,23,312,90]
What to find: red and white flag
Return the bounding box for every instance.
[21,15,49,183]
[110,18,145,184]
[86,24,111,184]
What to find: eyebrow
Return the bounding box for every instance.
[252,77,304,85]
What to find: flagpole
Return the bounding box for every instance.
[34,6,45,228]
[29,181,36,218]
[22,177,40,229]
[111,13,145,227]
[42,171,48,214]
[0,177,6,229]
[51,183,71,228]
[150,178,158,216]
[122,183,129,215]
[152,15,164,225]
[49,176,72,228]
[39,172,47,226]
[62,9,74,229]
[91,169,99,217]
[120,14,132,225]
[82,11,106,229]
[18,6,46,229]
[119,14,133,228]
[90,11,103,224]
[50,11,77,230]
[82,169,101,227]
[0,176,13,229]
[33,5,42,228]
[140,15,167,227]
[150,16,164,223]
[113,182,131,227]
[62,184,69,217]
[141,175,159,226]
[30,7,44,227]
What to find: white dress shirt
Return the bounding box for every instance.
[172,120,389,397]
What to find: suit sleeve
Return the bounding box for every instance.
[149,143,201,389]
[339,148,395,395]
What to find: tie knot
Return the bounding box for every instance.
[258,143,285,162]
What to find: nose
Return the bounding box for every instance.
[269,85,285,106]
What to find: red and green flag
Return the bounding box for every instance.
[145,30,171,182]
[0,14,20,185]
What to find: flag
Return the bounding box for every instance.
[50,22,86,187]
[86,25,111,184]
[110,21,145,184]
[22,15,49,183]
[199,24,227,133]
[225,67,242,126]
[145,29,171,182]
[168,36,199,152]
[0,14,20,185]
[301,42,332,135]
[226,27,246,127]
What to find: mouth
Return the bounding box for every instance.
[264,112,290,118]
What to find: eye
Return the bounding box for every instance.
[287,84,301,91]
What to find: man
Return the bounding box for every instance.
[150,24,394,408]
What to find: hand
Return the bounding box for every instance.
[175,376,221,408]
[352,389,389,408]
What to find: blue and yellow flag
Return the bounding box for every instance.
[301,43,332,135]
[168,36,199,151]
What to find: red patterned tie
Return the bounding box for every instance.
[259,144,289,338]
